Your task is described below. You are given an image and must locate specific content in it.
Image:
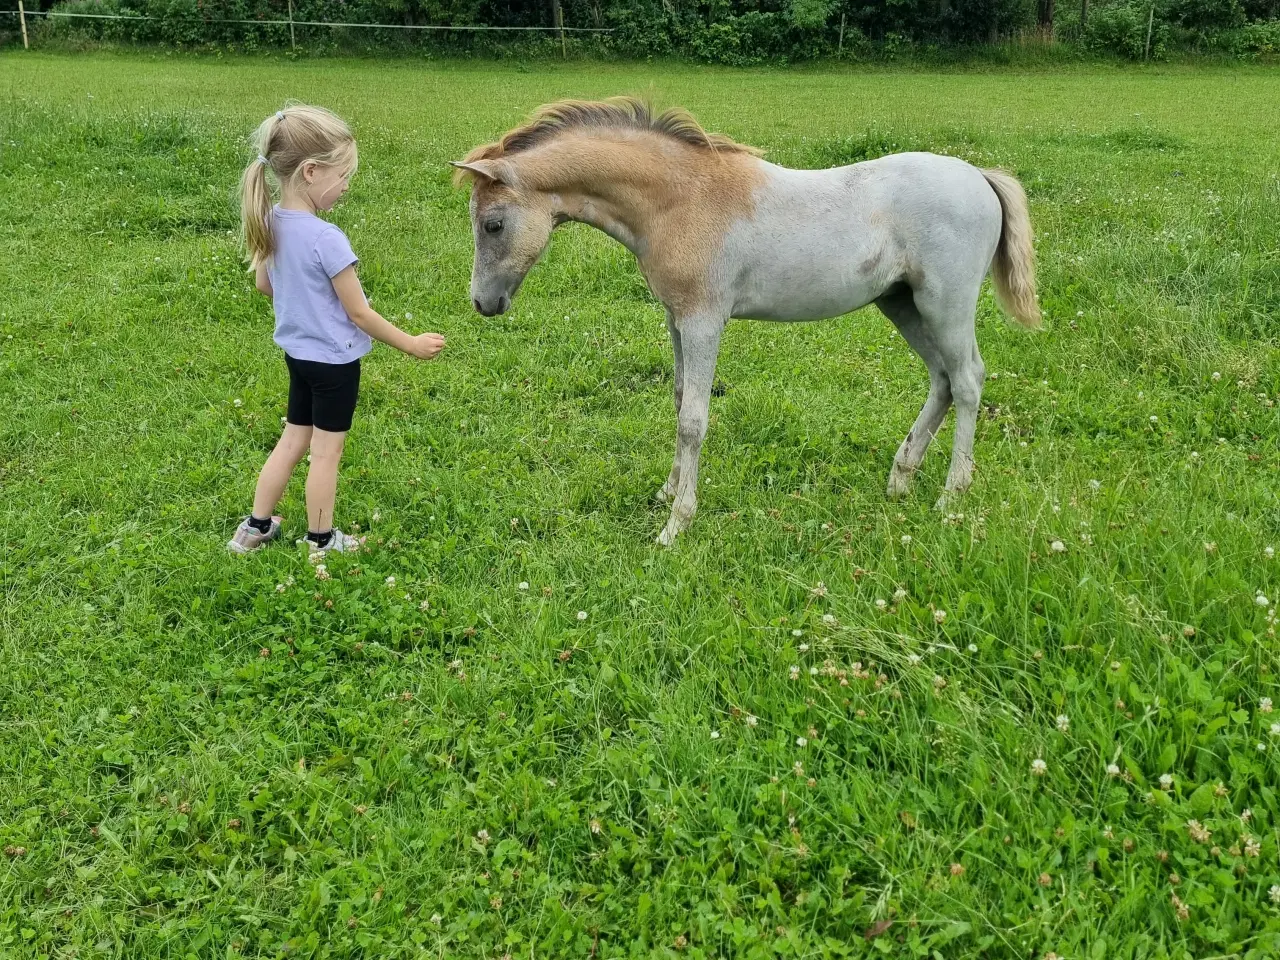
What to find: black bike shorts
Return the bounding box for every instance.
[284,354,361,433]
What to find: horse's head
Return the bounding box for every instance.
[451,157,554,317]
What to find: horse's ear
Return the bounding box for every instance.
[450,159,514,187]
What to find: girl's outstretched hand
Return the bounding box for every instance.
[407,332,445,359]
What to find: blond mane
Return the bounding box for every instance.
[453,97,760,186]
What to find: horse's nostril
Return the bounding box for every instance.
[472,298,483,314]
[498,296,510,314]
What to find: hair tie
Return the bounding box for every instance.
[275,111,284,121]
[257,154,269,167]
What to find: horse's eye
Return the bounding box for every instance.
[483,219,503,235]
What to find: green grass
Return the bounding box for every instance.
[2,51,1280,959]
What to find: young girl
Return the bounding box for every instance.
[228,104,444,555]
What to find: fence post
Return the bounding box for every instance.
[287,0,296,50]
[838,11,845,54]
[1079,0,1088,29]
[18,0,29,49]
[554,0,567,58]
[1144,4,1153,58]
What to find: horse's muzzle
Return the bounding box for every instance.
[472,294,509,317]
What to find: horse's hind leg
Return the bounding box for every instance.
[876,287,953,498]
[910,284,985,510]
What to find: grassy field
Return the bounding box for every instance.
[2,52,1280,959]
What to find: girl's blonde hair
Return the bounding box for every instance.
[240,103,358,270]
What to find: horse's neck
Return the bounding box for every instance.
[523,134,764,314]
[526,136,698,256]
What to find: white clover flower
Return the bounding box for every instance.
[792,629,803,637]
[908,654,922,665]
[894,588,908,602]
[789,665,800,679]
[901,535,913,545]
[1056,714,1070,733]
[1159,773,1174,790]
[385,576,395,586]
[967,644,978,654]
[577,610,587,621]
[1031,758,1047,776]
[1050,540,1067,554]
[745,715,758,727]
[275,583,286,593]
[1256,594,1270,607]
[1106,763,1121,777]
[798,643,810,653]
[1261,697,1274,714]
[875,598,887,610]
[796,736,808,747]
[710,730,720,740]
[518,581,529,591]
[934,609,947,624]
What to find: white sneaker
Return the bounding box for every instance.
[298,528,365,555]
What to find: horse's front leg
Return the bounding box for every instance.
[657,314,724,546]
[657,310,684,504]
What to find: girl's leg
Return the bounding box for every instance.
[252,422,313,519]
[305,427,347,533]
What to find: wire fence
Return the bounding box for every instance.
[1,6,614,52]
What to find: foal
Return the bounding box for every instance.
[453,98,1039,545]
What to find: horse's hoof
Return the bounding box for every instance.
[655,486,672,505]
[656,526,678,547]
[933,491,957,512]
[886,463,915,499]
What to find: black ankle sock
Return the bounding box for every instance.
[247,515,272,533]
[306,529,333,548]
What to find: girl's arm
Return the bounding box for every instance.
[255,262,273,298]
[331,266,444,360]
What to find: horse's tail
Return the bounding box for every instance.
[981,168,1040,329]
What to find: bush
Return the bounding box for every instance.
[1208,15,1280,50]
[1086,0,1172,57]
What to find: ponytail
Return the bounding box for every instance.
[240,112,284,271]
